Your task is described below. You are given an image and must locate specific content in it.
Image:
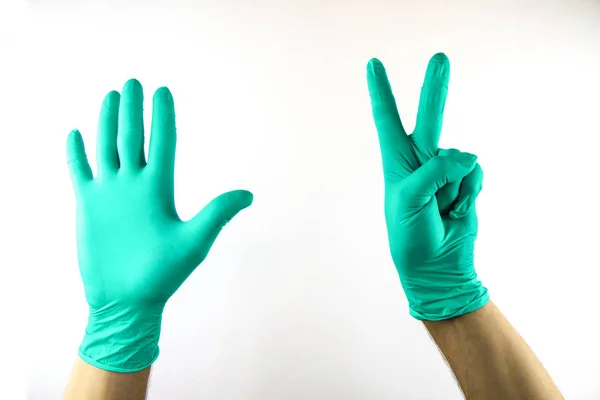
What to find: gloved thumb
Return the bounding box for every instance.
[401,152,477,209]
[449,162,483,219]
[188,189,254,245]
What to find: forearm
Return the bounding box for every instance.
[423,301,562,400]
[64,358,150,400]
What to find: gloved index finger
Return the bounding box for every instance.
[413,53,450,156]
[367,58,413,175]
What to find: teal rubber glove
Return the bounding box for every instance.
[66,79,253,372]
[367,53,489,321]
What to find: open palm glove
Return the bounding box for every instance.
[66,79,253,372]
[367,53,489,321]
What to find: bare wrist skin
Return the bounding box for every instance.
[423,301,563,400]
[64,358,151,400]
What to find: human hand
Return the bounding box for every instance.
[367,54,488,320]
[66,79,253,372]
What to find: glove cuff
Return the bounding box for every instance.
[406,279,490,321]
[79,303,164,373]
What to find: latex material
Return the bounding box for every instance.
[367,53,489,321]
[66,79,253,372]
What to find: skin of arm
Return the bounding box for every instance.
[423,301,563,399]
[64,359,150,400]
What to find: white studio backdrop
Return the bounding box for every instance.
[1,0,599,398]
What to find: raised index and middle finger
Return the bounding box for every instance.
[367,54,451,177]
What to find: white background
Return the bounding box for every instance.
[1,0,599,398]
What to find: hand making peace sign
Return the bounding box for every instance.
[367,53,488,321]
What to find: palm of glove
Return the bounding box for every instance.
[76,176,194,307]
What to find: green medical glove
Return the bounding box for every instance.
[66,79,253,372]
[366,53,488,321]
